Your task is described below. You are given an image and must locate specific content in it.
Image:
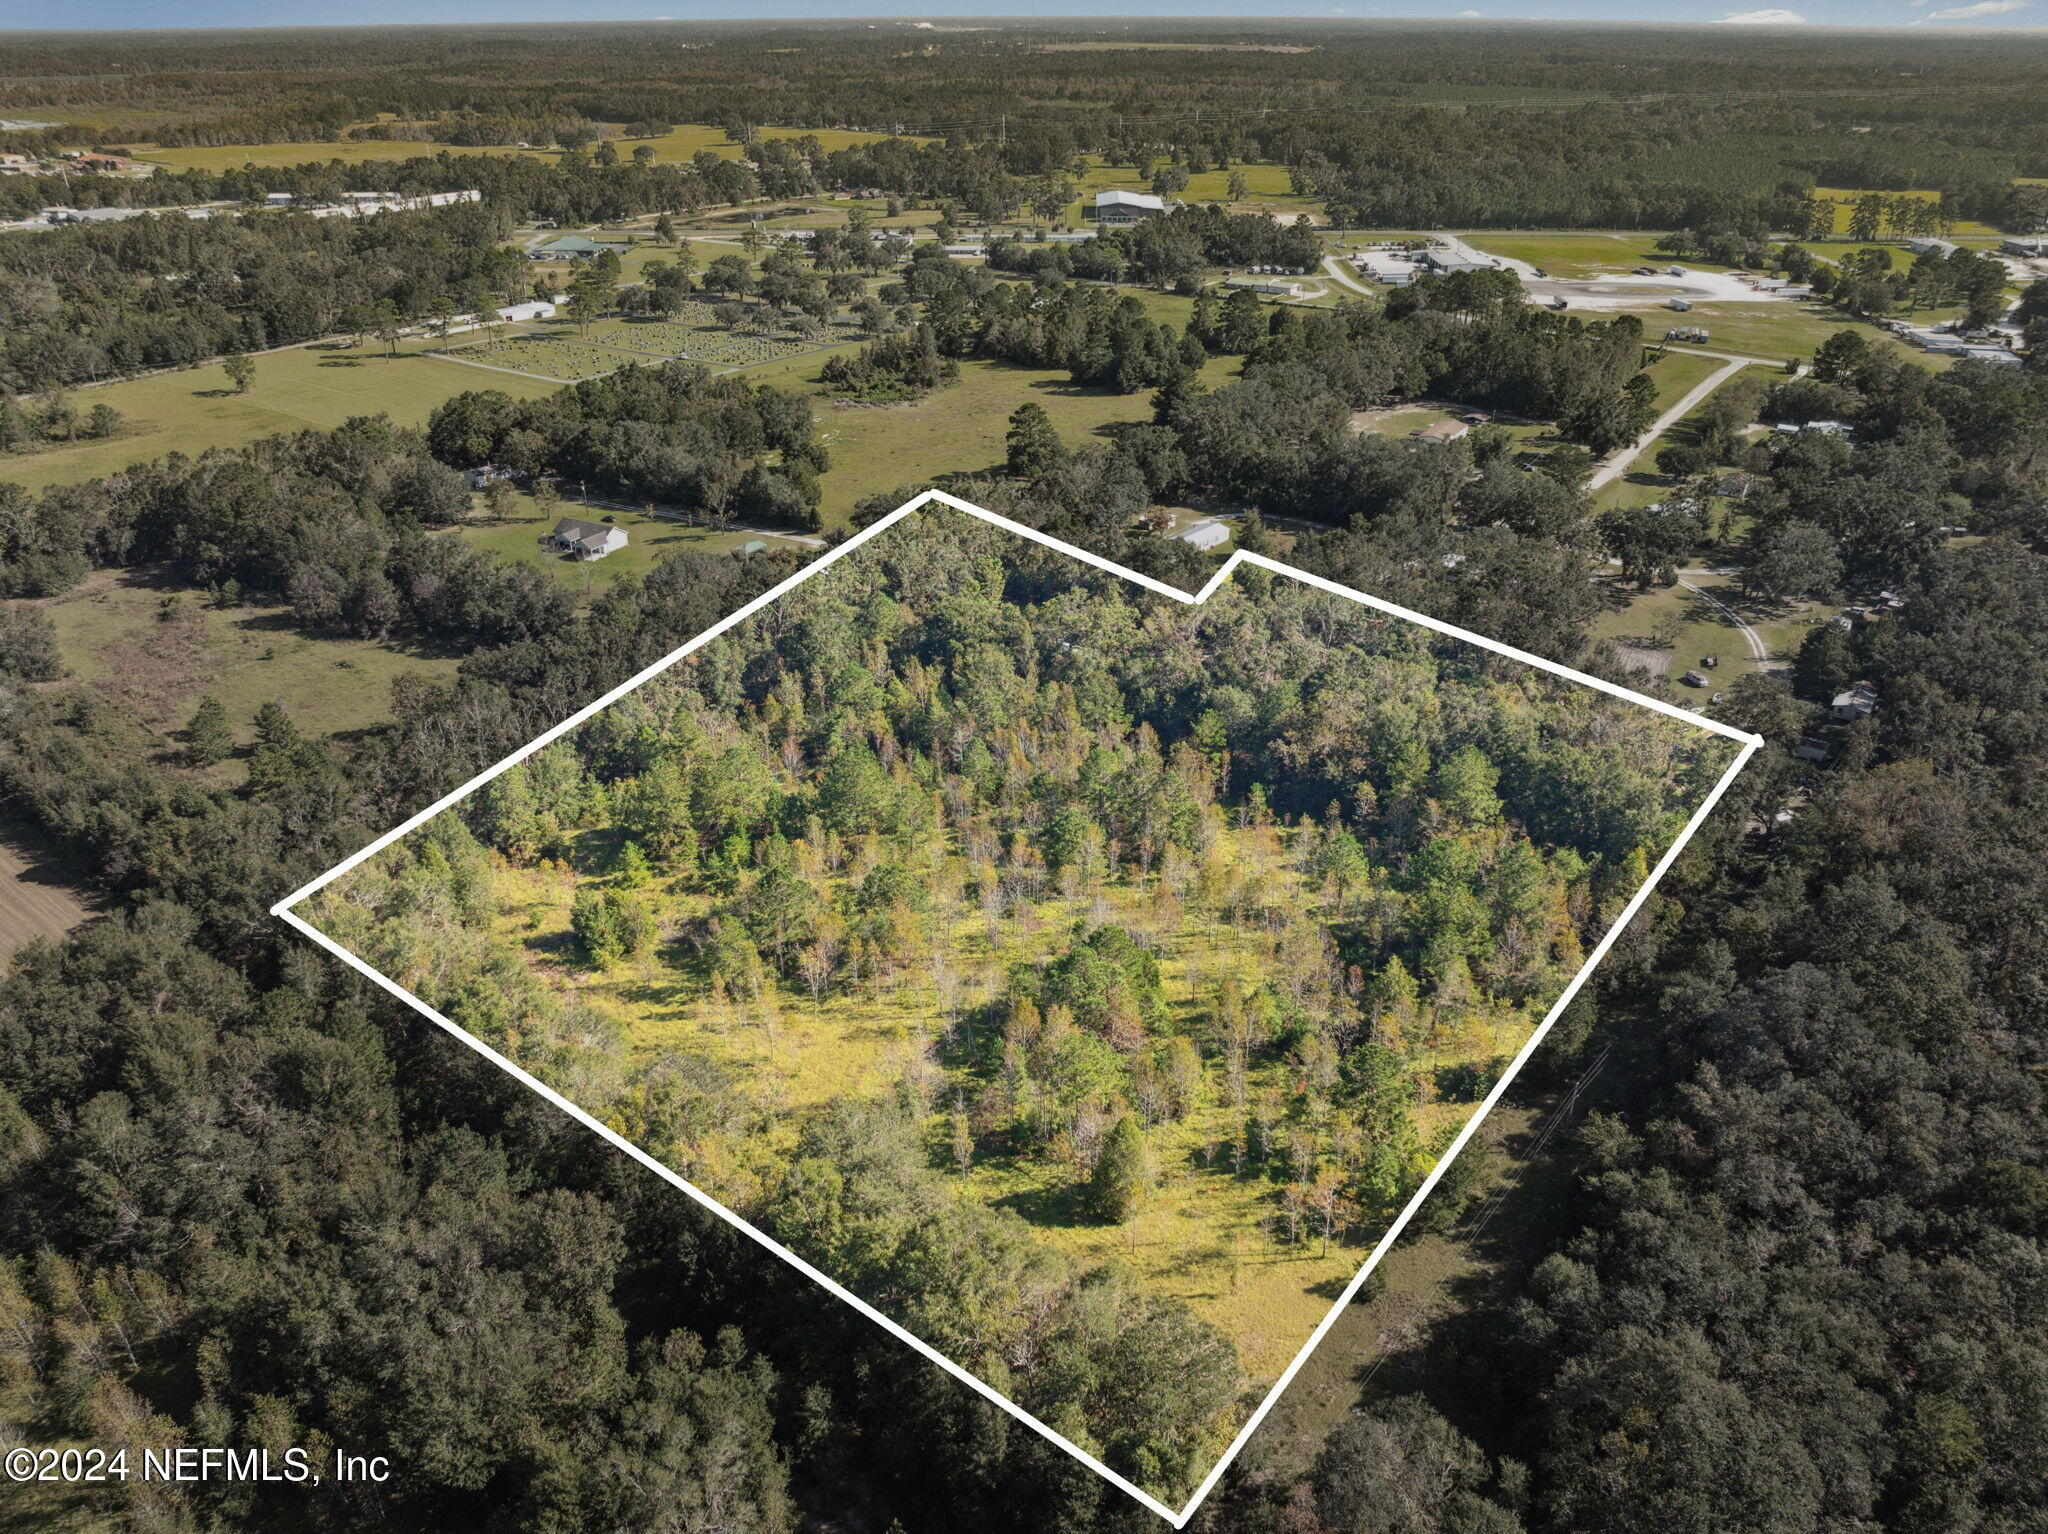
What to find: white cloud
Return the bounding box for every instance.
[1716,6,1808,18]
[1924,0,2028,16]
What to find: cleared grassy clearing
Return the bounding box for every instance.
[33,566,461,784]
[1620,302,1940,367]
[129,122,919,174]
[1811,187,2001,238]
[1064,155,1314,226]
[807,352,1242,528]
[442,499,784,596]
[0,821,97,964]
[126,137,531,171]
[1640,348,1726,411]
[2,335,561,494]
[1457,230,1671,277]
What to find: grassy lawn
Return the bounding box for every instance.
[126,138,532,171]
[1620,301,1938,367]
[1589,577,1745,684]
[444,499,785,596]
[1064,155,1316,226]
[626,123,925,166]
[804,352,1241,528]
[1455,230,1676,277]
[129,122,919,174]
[1811,188,2002,238]
[1639,348,1726,411]
[2,336,561,495]
[33,566,462,784]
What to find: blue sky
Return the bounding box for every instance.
[9,0,2043,31]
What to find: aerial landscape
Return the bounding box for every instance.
[296,501,1739,1501]
[1,10,2045,1534]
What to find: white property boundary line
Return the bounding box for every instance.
[273,489,1760,1527]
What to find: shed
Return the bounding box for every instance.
[1175,519,1230,551]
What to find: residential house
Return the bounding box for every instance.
[1411,420,1470,445]
[550,517,629,559]
[1831,682,1879,722]
[1175,519,1230,551]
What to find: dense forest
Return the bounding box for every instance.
[299,506,1729,1501]
[7,21,2048,231]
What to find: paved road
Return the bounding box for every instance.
[1321,254,1378,297]
[1589,357,1751,490]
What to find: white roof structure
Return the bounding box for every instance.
[1093,189,1166,215]
[1175,519,1230,550]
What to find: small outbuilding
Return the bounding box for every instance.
[1175,519,1230,551]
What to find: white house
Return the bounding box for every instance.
[1091,190,1166,226]
[1175,519,1230,551]
[551,516,629,560]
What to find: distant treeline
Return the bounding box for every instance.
[0,202,525,392]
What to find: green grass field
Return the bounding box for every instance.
[1640,348,1726,411]
[444,500,794,596]
[34,566,461,783]
[1062,155,1314,227]
[127,137,531,171]
[1624,302,1942,367]
[1454,230,1676,278]
[806,351,1242,527]
[1811,187,2001,239]
[2,336,562,495]
[128,121,918,174]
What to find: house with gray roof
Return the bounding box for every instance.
[551,517,629,559]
